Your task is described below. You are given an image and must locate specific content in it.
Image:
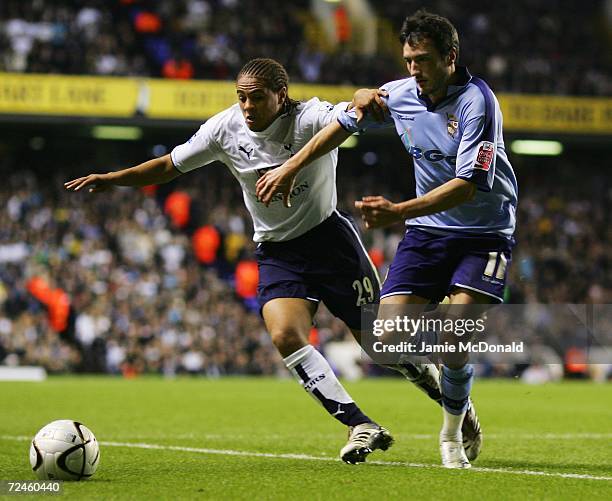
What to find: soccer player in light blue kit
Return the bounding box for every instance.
[256,10,517,468]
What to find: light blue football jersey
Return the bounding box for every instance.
[338,67,518,237]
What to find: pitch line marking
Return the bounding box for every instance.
[394,433,612,440]
[2,435,611,482]
[50,432,612,441]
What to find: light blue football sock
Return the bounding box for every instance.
[441,364,474,416]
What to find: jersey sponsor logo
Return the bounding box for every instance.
[239,144,254,159]
[474,141,494,171]
[253,164,310,203]
[255,165,279,178]
[397,113,415,121]
[446,113,459,138]
[257,181,310,204]
[406,145,457,165]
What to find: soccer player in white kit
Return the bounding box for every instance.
[65,58,460,463]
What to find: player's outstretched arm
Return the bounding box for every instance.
[255,121,351,207]
[64,154,180,193]
[356,179,477,229]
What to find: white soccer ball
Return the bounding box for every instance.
[29,420,100,480]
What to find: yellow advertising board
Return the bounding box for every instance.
[499,94,612,135]
[146,79,357,121]
[283,83,360,108]
[146,79,236,119]
[0,73,139,117]
[0,73,610,135]
[146,79,612,134]
[145,79,361,120]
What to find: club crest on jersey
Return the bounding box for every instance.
[446,113,459,138]
[474,141,494,171]
[283,143,295,157]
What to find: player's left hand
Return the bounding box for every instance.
[255,164,297,208]
[355,196,404,229]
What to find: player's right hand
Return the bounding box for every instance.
[352,89,389,124]
[255,164,297,208]
[64,174,112,193]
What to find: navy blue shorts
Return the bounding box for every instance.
[255,210,380,330]
[381,228,514,303]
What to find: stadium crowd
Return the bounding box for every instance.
[0,0,610,95]
[0,0,609,379]
[0,151,610,377]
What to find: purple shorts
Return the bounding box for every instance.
[381,228,514,303]
[256,211,380,330]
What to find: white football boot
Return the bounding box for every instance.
[340,423,394,464]
[400,362,483,461]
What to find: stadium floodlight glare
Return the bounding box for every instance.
[510,140,563,156]
[92,126,143,141]
[339,135,358,148]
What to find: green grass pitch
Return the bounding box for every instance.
[1,377,611,500]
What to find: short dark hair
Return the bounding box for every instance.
[399,9,460,60]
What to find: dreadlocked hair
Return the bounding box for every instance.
[237,58,299,114]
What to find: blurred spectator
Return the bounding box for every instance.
[0,148,610,378]
[0,0,608,94]
[162,52,194,79]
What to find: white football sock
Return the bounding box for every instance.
[440,407,465,442]
[283,345,372,426]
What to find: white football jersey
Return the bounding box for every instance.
[171,98,348,242]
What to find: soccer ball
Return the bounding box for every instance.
[29,420,100,480]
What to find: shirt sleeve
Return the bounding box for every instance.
[170,115,223,173]
[300,100,351,133]
[454,93,498,192]
[337,105,395,133]
[336,87,396,133]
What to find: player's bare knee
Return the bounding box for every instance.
[269,327,306,356]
